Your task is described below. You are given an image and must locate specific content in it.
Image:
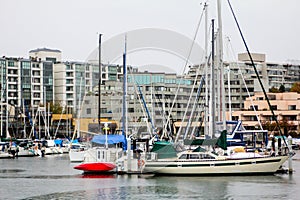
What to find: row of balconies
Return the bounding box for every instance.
[238,120,300,128]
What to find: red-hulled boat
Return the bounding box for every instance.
[74,162,116,173]
[73,134,125,174]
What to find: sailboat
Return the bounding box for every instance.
[142,1,292,175]
[74,35,126,173]
[73,133,125,173]
[143,130,289,175]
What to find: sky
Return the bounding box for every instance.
[1,0,299,73]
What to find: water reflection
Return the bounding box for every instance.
[0,153,299,199]
[80,174,116,179]
[0,169,25,173]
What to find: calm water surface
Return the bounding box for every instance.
[0,152,299,200]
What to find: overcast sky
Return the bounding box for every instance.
[1,0,299,71]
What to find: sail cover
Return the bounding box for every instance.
[92,134,126,145]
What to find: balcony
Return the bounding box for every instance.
[7,79,18,83]
[32,78,41,84]
[32,72,41,77]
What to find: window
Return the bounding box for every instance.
[250,105,258,111]
[189,154,200,159]
[271,105,277,110]
[8,61,14,67]
[179,154,188,159]
[86,108,91,114]
[288,105,296,110]
[46,57,56,62]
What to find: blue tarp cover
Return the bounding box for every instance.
[70,139,79,144]
[92,134,126,145]
[54,139,63,145]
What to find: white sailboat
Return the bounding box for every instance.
[142,1,292,175]
[73,128,125,173]
[73,35,127,173]
[143,150,288,175]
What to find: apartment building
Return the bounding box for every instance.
[1,57,54,109]
[188,53,300,113]
[2,48,300,138]
[231,92,300,135]
[80,70,196,136]
[0,55,54,138]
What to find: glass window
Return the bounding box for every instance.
[179,154,188,159]
[189,154,200,159]
[87,108,91,114]
[8,61,14,67]
[288,105,296,110]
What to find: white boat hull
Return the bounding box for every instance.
[143,155,288,175]
[69,149,86,162]
[0,152,13,159]
[17,148,37,157]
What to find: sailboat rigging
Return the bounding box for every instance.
[142,0,293,175]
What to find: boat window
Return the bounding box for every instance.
[189,154,200,159]
[179,154,188,159]
[202,154,214,159]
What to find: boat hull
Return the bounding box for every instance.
[143,155,289,175]
[69,150,86,162]
[74,162,116,173]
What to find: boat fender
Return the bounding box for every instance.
[138,159,145,167]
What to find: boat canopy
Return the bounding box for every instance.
[151,141,177,159]
[183,130,227,150]
[92,134,126,146]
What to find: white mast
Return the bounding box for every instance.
[23,100,26,138]
[77,77,82,138]
[217,0,226,129]
[209,19,216,138]
[204,2,209,136]
[6,76,8,138]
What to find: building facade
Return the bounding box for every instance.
[0,55,54,138]
[2,48,300,138]
[188,53,300,113]
[231,92,300,135]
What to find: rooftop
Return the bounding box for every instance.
[29,48,61,53]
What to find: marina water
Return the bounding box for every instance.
[1,152,300,200]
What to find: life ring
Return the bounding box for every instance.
[138,159,145,167]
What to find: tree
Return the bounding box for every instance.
[49,101,64,114]
[279,84,285,92]
[262,119,295,137]
[269,86,279,93]
[290,82,300,93]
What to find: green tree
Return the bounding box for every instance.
[49,101,64,114]
[279,84,285,92]
[269,86,279,93]
[290,82,300,93]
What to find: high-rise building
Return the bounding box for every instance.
[0,55,54,138]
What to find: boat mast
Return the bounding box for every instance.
[98,34,102,132]
[122,34,128,137]
[204,2,209,136]
[23,99,26,138]
[217,0,226,129]
[77,77,82,138]
[209,19,216,138]
[226,0,289,147]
